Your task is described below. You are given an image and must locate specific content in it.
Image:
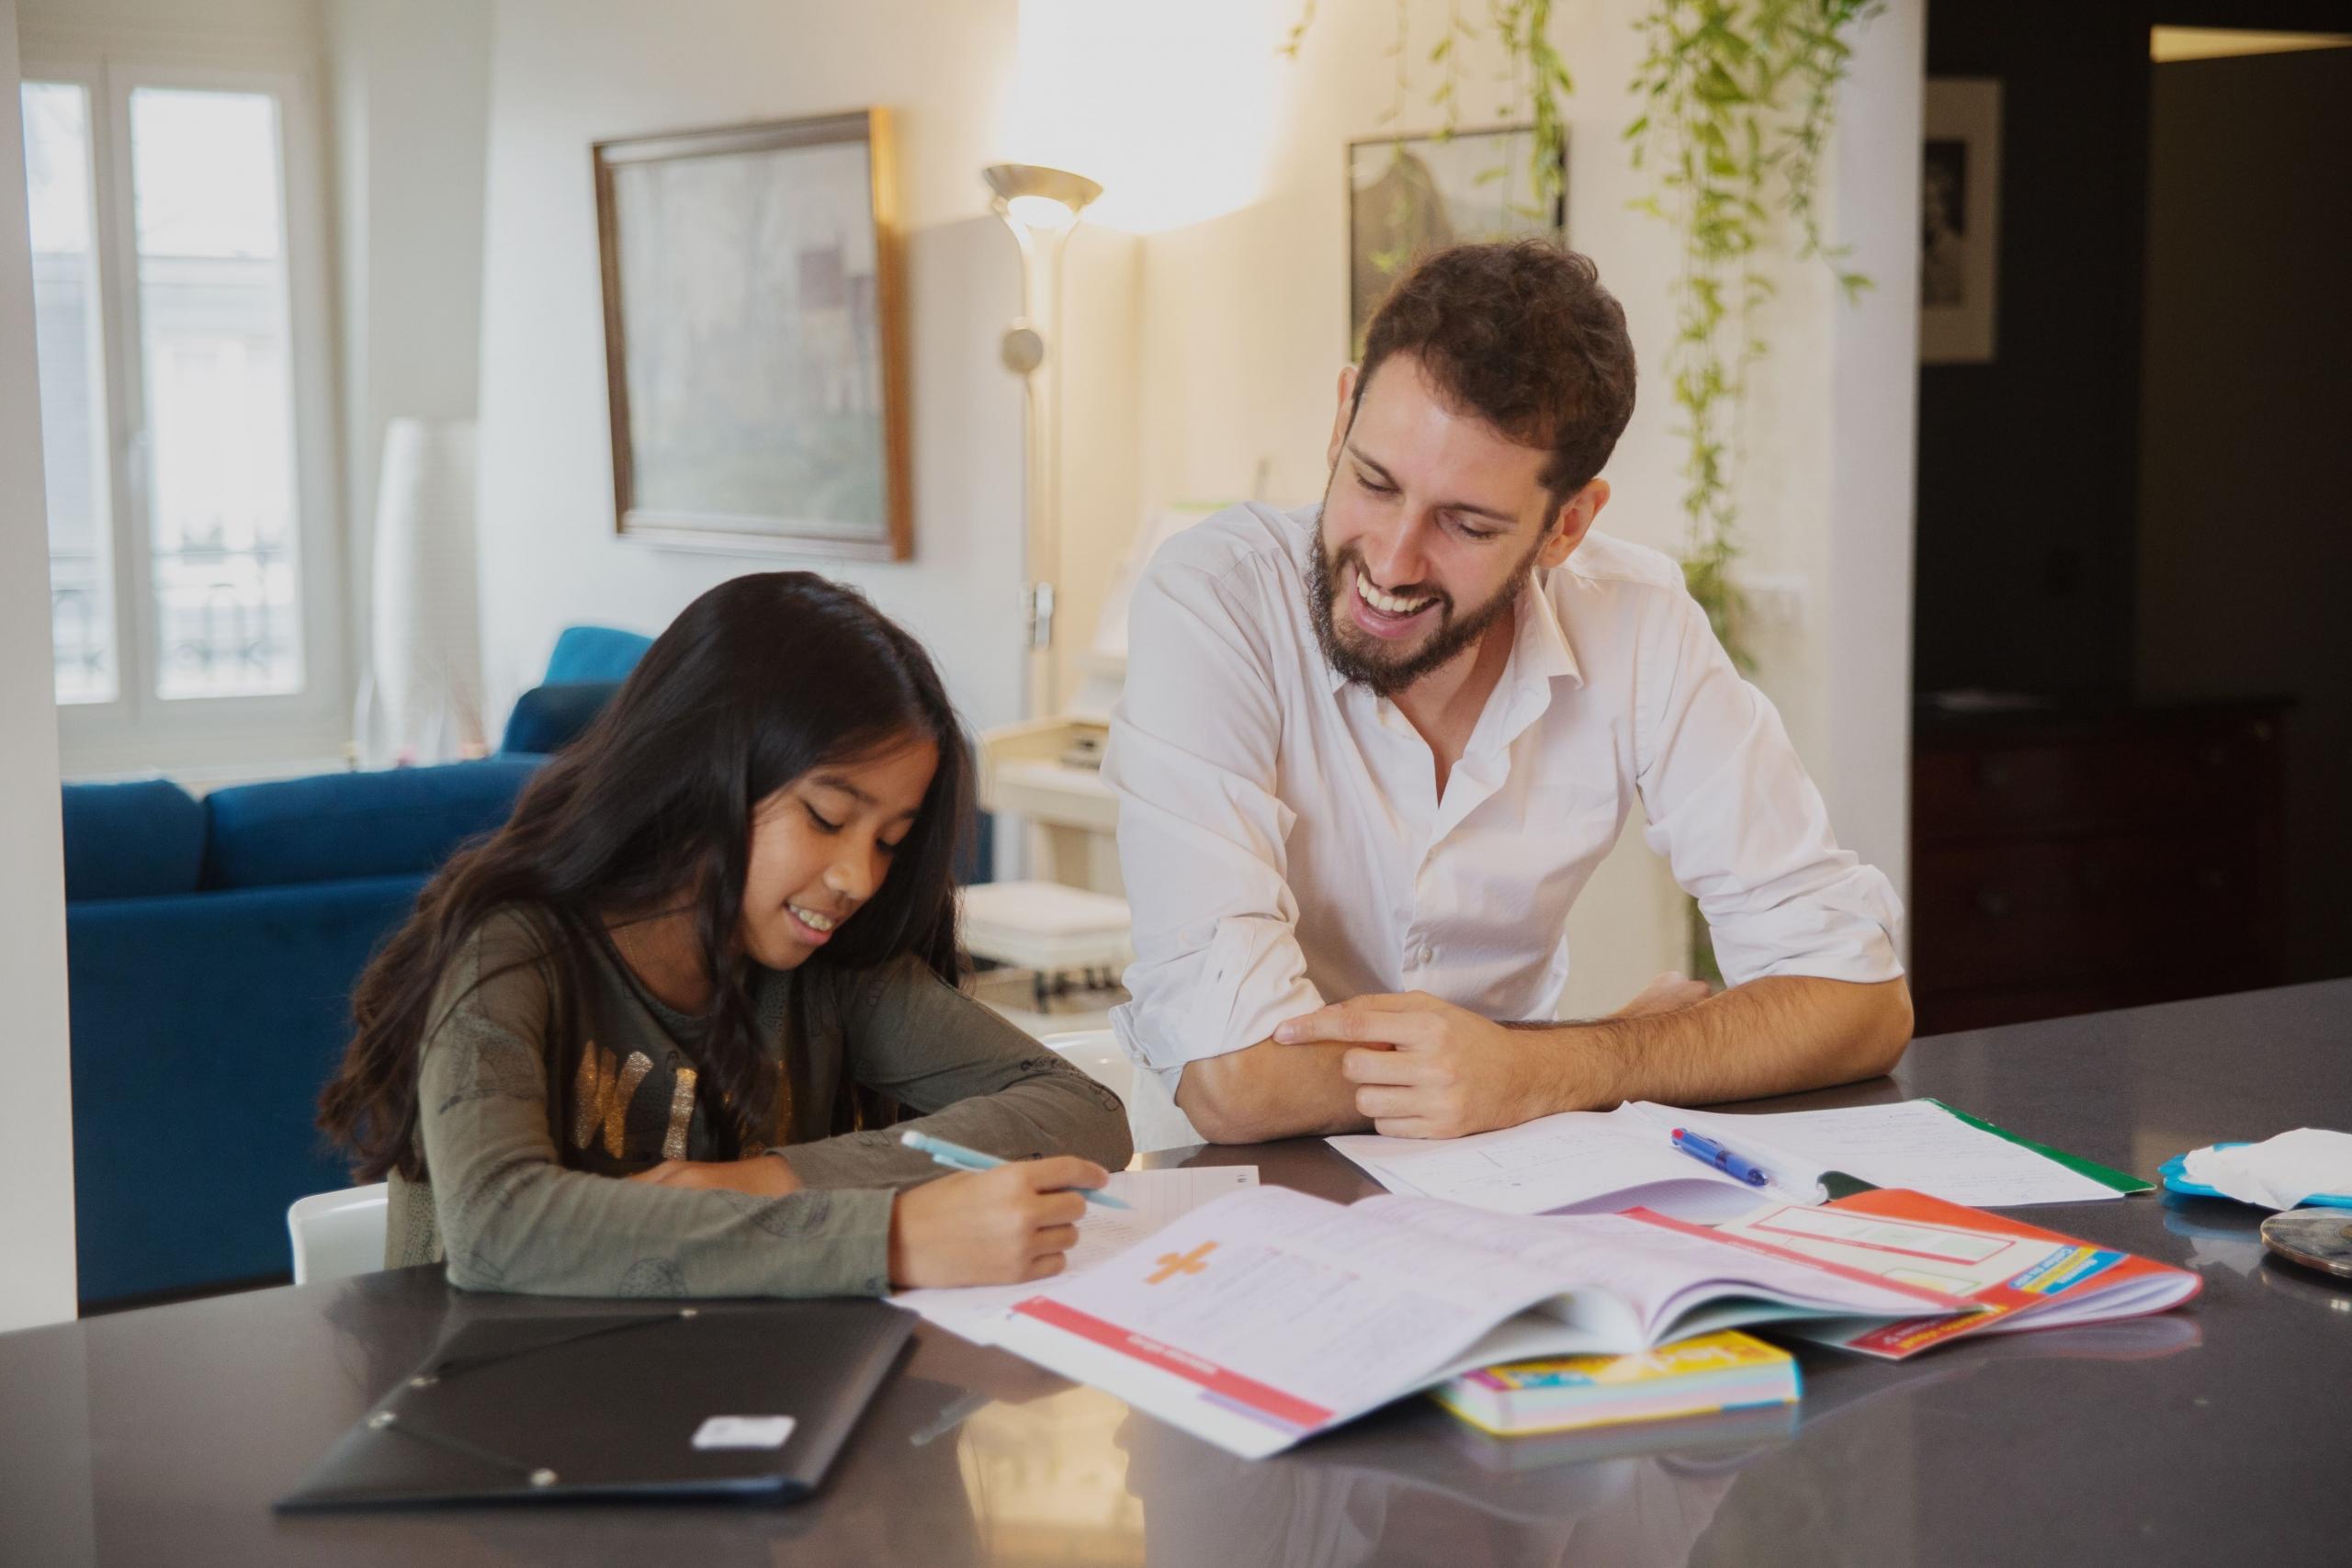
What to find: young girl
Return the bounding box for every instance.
[318,572,1131,1297]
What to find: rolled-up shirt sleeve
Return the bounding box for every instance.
[1106,555,1325,1090]
[1634,585,1905,987]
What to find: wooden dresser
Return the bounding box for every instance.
[1908,700,2288,1035]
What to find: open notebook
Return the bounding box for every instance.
[988,1185,1973,1458]
[1329,1099,2146,1221]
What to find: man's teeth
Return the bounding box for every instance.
[1355,572,1434,616]
[789,905,837,933]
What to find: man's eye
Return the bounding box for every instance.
[1453,521,1499,543]
[804,805,841,834]
[1357,471,1396,495]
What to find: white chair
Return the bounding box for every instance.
[1041,1028,1204,1155]
[288,1182,390,1286]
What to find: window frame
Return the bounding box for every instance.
[25,52,345,776]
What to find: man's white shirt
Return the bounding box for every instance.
[1104,502,1903,1099]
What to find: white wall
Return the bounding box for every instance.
[1,0,83,1332]
[473,0,1031,741]
[1118,0,1922,1010]
[325,0,492,702]
[1821,0,1924,937]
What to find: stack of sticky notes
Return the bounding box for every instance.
[1430,1331,1799,1438]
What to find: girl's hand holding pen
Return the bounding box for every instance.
[887,1156,1110,1288]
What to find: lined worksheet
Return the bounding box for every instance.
[1331,1100,2130,1215]
[892,1165,1261,1344]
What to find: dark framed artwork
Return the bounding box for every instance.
[1347,125,1567,352]
[594,109,911,559]
[1920,79,2002,365]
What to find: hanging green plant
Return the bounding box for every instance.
[1627,0,1883,674]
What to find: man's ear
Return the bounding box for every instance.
[1536,478,1610,570]
[1327,365,1360,470]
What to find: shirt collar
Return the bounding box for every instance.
[1514,569,1583,692]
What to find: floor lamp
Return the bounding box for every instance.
[985,162,1101,720]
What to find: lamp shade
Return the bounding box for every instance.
[984,163,1102,231]
[360,417,482,767]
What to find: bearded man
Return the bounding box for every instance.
[1104,241,1910,1145]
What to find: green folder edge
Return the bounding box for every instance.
[1924,1098,2153,1195]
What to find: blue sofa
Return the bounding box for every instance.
[63,761,539,1306]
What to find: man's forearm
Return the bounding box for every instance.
[1175,1039,1372,1144]
[1533,975,1912,1113]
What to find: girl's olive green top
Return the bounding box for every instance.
[387,908,1134,1298]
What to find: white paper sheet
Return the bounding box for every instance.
[1330,1099,2126,1215]
[891,1165,1260,1344]
[1328,1103,1815,1221]
[1656,1100,2128,1207]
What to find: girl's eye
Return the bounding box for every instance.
[1357,471,1396,495]
[877,837,905,857]
[804,804,842,834]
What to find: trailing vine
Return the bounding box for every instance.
[1628,0,1883,675]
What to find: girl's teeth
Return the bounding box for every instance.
[791,906,835,932]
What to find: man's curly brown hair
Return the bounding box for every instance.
[1353,241,1637,506]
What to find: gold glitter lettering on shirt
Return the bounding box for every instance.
[571,1042,612,1151]
[663,1066,698,1161]
[604,1051,654,1158]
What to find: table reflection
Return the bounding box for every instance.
[951,1379,1790,1568]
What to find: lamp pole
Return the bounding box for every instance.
[985,164,1101,720]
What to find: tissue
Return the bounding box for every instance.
[2180,1129,2352,1210]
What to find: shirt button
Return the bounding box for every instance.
[1419,945,1436,965]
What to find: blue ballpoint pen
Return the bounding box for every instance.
[1670,1127,1773,1189]
[899,1130,1132,1210]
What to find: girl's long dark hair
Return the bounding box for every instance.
[319,572,972,1182]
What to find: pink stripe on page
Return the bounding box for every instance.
[1621,1206,1977,1309]
[1012,1296,1335,1430]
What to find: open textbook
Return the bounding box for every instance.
[1329,1099,2145,1221]
[988,1185,1973,1458]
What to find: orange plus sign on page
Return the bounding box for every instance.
[1147,1242,1217,1284]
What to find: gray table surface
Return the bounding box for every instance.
[6,979,2349,1567]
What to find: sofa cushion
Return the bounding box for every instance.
[59,778,207,901]
[201,758,538,890]
[543,625,653,685]
[500,681,621,756]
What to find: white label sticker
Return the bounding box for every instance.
[691,1415,797,1451]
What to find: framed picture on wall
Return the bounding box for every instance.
[594,110,912,559]
[1347,125,1566,355]
[1920,79,2002,365]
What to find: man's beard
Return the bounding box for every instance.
[1306,511,1542,697]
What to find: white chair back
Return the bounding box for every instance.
[287,1183,390,1286]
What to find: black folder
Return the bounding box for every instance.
[277,1300,911,1509]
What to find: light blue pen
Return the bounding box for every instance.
[899,1130,1131,1209]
